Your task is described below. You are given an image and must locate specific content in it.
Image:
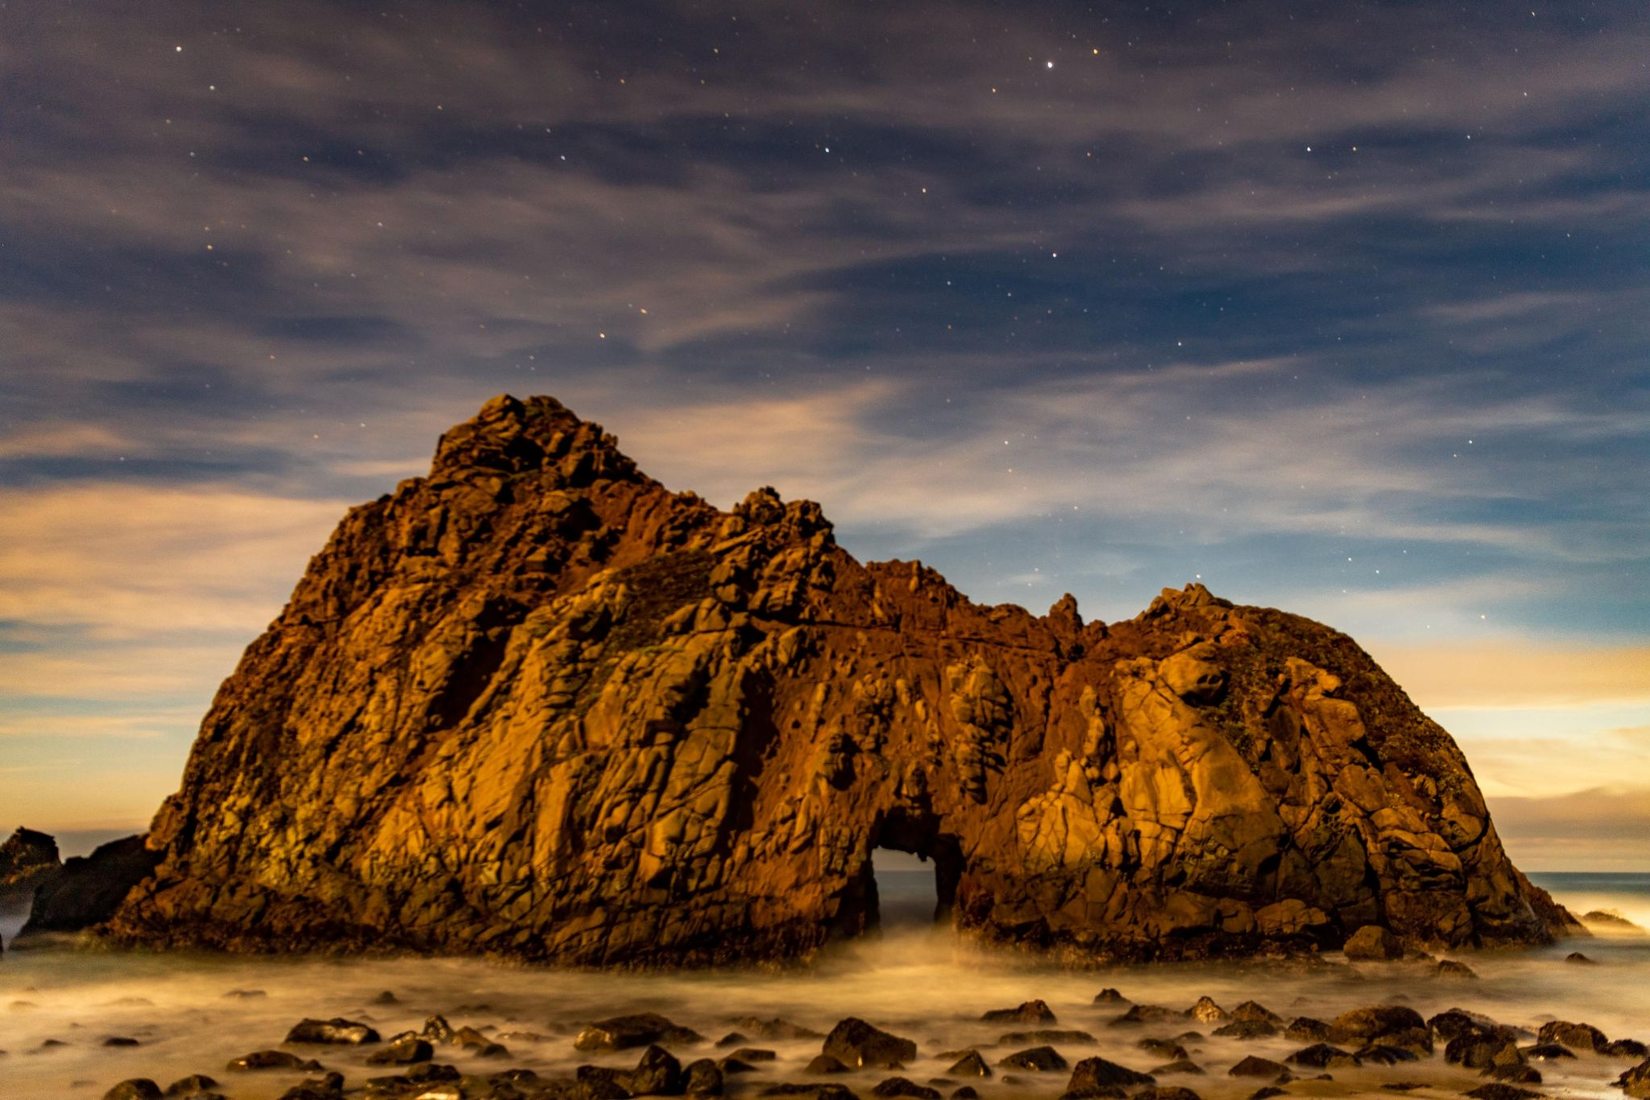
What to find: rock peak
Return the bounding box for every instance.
[108,395,1574,965]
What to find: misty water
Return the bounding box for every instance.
[1,869,1646,1100]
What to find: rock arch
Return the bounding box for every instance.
[109,395,1574,964]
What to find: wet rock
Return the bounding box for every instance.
[421,1015,458,1044]
[1185,998,1227,1023]
[716,1033,749,1048]
[823,1018,917,1069]
[1445,1029,1522,1070]
[1149,1060,1205,1076]
[1213,1020,1276,1040]
[164,1075,221,1096]
[1286,1044,1358,1069]
[1111,1005,1183,1027]
[103,1036,141,1047]
[227,1050,324,1072]
[728,1048,776,1063]
[577,1065,636,1100]
[1463,1086,1541,1100]
[576,1014,704,1052]
[1137,1039,1188,1061]
[946,1052,991,1077]
[1606,1039,1650,1059]
[1285,1017,1331,1041]
[997,1046,1067,1072]
[950,1089,978,1100]
[1135,1089,1202,1100]
[103,1081,163,1100]
[999,1029,1095,1045]
[286,1017,382,1045]
[1431,1010,1497,1042]
[1065,1055,1154,1093]
[1329,1006,1429,1053]
[1356,1045,1418,1065]
[1536,1021,1606,1052]
[279,1072,345,1100]
[222,989,266,999]
[733,1017,824,1040]
[367,1036,434,1065]
[1617,1057,1650,1098]
[1565,952,1596,964]
[1094,989,1130,1005]
[1482,1065,1541,1085]
[686,1058,725,1096]
[807,1055,851,1075]
[371,990,399,1005]
[872,1077,940,1100]
[983,1000,1056,1024]
[1343,925,1404,960]
[1436,960,1479,979]
[719,1057,759,1075]
[760,1086,860,1100]
[1248,1090,1287,1100]
[1230,1002,1283,1025]
[1226,1057,1290,1081]
[628,1044,685,1095]
[1520,1043,1574,1062]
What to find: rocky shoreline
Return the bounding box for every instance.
[74,981,1650,1100]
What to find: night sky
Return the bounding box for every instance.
[2,2,1646,866]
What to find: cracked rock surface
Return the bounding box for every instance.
[108,395,1575,964]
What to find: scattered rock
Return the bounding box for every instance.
[102,1036,141,1047]
[1436,960,1479,979]
[1537,1021,1606,1052]
[222,989,266,1000]
[1112,1005,1183,1027]
[1463,1086,1541,1100]
[1617,1057,1650,1098]
[1227,1057,1290,1081]
[823,1018,917,1069]
[1329,1006,1430,1053]
[1286,1044,1358,1069]
[1065,1054,1154,1093]
[628,1044,686,1095]
[1343,925,1404,960]
[366,1036,433,1065]
[576,1013,704,1051]
[1606,1039,1650,1059]
[371,990,399,1005]
[1185,998,1227,1023]
[278,1071,344,1100]
[1520,1043,1573,1062]
[946,1052,991,1077]
[1285,1017,1331,1042]
[999,1029,1094,1045]
[1094,989,1130,1005]
[1214,1020,1277,1040]
[1134,1089,1202,1100]
[873,1077,940,1100]
[163,1075,221,1096]
[997,1046,1067,1072]
[285,1018,381,1045]
[686,1057,725,1096]
[226,1050,323,1072]
[807,1055,851,1075]
[983,1000,1056,1024]
[1137,1039,1188,1061]
[1565,952,1596,965]
[102,1081,162,1100]
[950,1089,978,1100]
[732,1017,825,1040]
[1150,1060,1205,1076]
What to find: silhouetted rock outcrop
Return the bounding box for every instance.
[0,826,60,912]
[23,835,159,935]
[107,395,1576,964]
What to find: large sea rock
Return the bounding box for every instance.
[106,395,1575,963]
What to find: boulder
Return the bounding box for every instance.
[1065,1055,1154,1093]
[102,1082,162,1100]
[872,1078,939,1100]
[997,1046,1066,1071]
[1226,1057,1289,1081]
[226,1051,323,1072]
[982,1000,1056,1024]
[1342,925,1403,960]
[366,1036,433,1064]
[823,1018,917,1069]
[1537,1020,1606,1052]
[945,1052,991,1077]
[576,1014,704,1051]
[101,395,1577,964]
[1618,1057,1650,1098]
[285,1018,380,1045]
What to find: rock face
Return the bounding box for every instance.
[0,826,61,910]
[23,834,160,935]
[107,395,1574,964]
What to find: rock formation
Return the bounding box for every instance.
[22,834,159,935]
[0,826,60,909]
[108,394,1574,964]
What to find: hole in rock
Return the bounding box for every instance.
[870,847,942,928]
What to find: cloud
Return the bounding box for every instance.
[1487,787,1650,872]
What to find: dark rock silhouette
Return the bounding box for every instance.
[0,826,60,910]
[108,395,1575,964]
[22,834,159,935]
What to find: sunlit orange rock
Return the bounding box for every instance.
[107,395,1576,963]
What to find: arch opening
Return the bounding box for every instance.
[859,810,963,932]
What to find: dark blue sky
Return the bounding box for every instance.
[1,0,1646,863]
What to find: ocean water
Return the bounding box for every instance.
[0,874,1645,1099]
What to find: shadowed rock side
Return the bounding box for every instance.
[107,395,1575,964]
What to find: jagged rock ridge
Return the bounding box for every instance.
[109,395,1574,964]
